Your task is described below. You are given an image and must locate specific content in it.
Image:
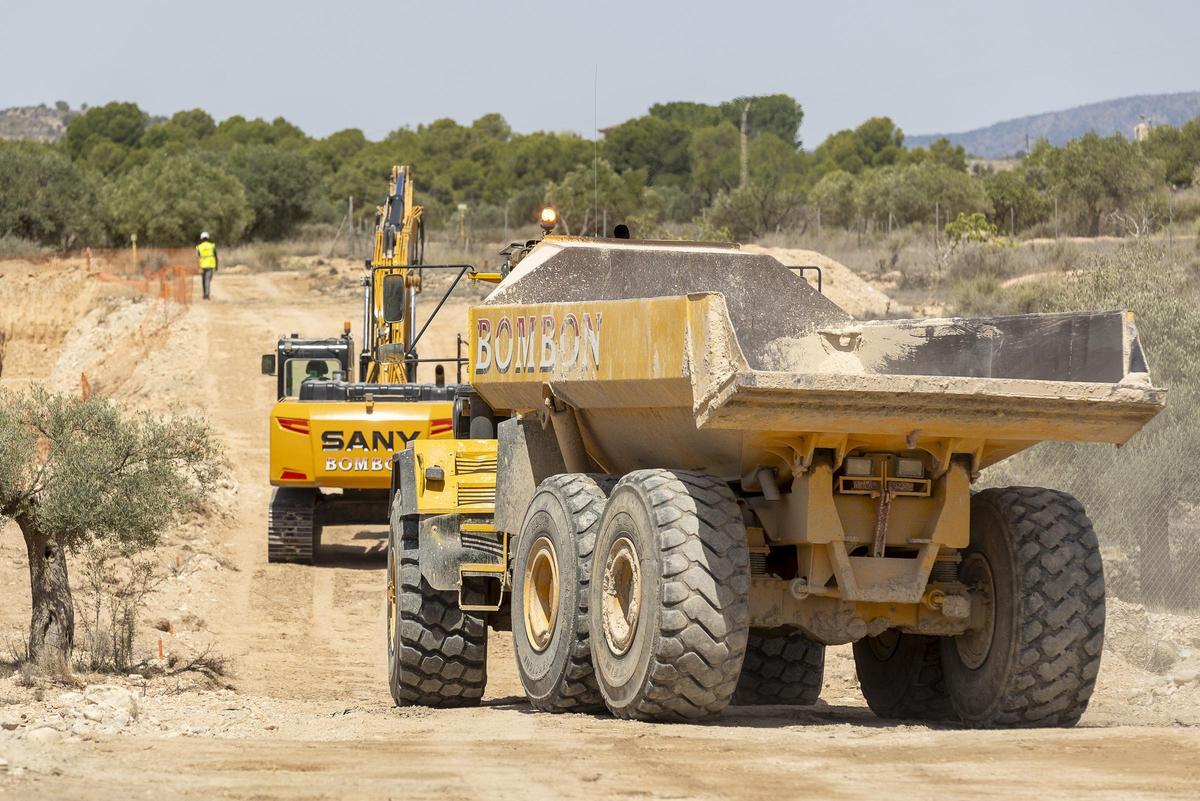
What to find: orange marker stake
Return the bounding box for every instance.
[158,638,164,659]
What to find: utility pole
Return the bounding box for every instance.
[739,100,752,188]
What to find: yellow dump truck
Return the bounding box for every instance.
[262,166,485,563]
[385,233,1164,726]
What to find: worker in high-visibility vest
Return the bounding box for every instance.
[196,232,218,300]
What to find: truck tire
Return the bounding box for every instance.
[589,469,750,721]
[940,487,1104,728]
[512,474,615,713]
[267,487,321,564]
[853,631,954,720]
[734,627,825,706]
[387,505,488,708]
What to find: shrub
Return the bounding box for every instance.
[982,244,1200,609]
[0,235,50,259]
[104,151,253,245]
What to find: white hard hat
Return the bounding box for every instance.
[200,231,210,240]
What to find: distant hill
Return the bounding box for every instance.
[907,91,1200,158]
[0,103,75,142]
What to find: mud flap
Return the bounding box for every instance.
[416,514,502,591]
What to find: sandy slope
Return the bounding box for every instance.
[1,264,1199,800]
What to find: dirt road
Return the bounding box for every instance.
[2,266,1199,800]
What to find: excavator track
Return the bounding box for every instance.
[268,488,321,564]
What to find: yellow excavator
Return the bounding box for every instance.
[260,165,493,562]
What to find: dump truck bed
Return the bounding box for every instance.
[470,239,1163,477]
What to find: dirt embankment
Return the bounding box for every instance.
[0,256,1198,800]
[742,244,899,319]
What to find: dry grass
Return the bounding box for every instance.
[765,224,1192,318]
[0,235,50,259]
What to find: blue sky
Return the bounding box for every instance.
[2,0,1197,145]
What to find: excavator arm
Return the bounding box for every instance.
[362,165,425,384]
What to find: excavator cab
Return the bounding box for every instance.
[262,331,354,400]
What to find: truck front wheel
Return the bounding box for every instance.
[588,469,750,721]
[387,508,488,707]
[940,487,1104,727]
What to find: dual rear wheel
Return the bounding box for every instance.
[513,469,819,720]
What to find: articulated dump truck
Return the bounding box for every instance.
[386,236,1164,727]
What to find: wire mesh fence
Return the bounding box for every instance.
[981,432,1199,614]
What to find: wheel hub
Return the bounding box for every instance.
[523,536,560,653]
[601,537,642,656]
[955,552,996,670]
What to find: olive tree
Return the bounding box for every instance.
[104,150,253,245]
[0,388,222,674]
[0,141,102,247]
[809,169,858,228]
[702,133,807,239]
[1029,133,1163,236]
[544,159,646,236]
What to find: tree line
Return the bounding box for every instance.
[1,95,1197,248]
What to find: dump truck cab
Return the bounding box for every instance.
[385,229,1165,726]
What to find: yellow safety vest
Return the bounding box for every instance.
[196,241,217,269]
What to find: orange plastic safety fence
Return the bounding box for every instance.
[67,247,199,306]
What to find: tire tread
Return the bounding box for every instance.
[734,628,825,706]
[958,486,1103,727]
[605,469,750,721]
[523,473,613,712]
[390,506,487,708]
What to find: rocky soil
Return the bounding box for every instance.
[1,257,1198,800]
